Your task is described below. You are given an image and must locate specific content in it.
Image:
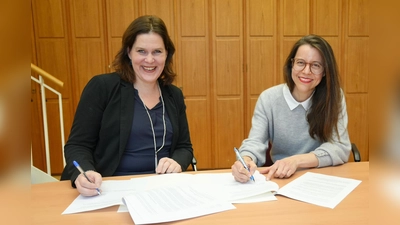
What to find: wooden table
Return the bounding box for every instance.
[32,162,369,225]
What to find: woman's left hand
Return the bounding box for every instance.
[156,157,182,173]
[260,157,298,180]
[260,153,318,180]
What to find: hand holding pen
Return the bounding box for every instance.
[233,147,255,182]
[73,161,102,196]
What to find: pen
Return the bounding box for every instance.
[73,160,101,195]
[234,147,255,182]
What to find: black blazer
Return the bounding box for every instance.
[60,73,193,186]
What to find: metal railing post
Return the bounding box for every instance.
[39,75,51,175]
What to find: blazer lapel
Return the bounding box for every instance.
[161,85,178,150]
[119,80,135,157]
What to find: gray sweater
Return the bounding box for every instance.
[240,84,351,167]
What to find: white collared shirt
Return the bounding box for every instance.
[282,84,313,111]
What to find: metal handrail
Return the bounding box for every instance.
[31,63,65,175]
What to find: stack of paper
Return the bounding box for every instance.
[62,171,277,215]
[121,171,277,224]
[62,171,361,224]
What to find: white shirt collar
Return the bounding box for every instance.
[283,84,313,111]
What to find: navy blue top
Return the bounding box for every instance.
[114,88,172,175]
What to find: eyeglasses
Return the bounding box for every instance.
[291,58,324,75]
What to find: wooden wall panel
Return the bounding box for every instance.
[106,0,138,37]
[215,99,244,168]
[348,0,369,36]
[177,0,210,169]
[216,40,242,95]
[245,0,276,145]
[313,0,340,35]
[181,40,208,96]
[212,0,244,169]
[215,0,241,36]
[345,38,368,93]
[71,0,102,37]
[249,39,275,94]
[180,0,206,37]
[282,0,309,36]
[346,94,369,160]
[69,0,107,103]
[33,0,65,37]
[31,94,46,171]
[74,40,106,93]
[185,100,212,169]
[46,100,72,174]
[248,0,274,36]
[37,39,71,98]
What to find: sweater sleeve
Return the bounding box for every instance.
[239,90,271,166]
[312,91,352,167]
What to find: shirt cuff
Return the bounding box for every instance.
[312,150,332,167]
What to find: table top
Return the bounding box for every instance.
[32,162,369,225]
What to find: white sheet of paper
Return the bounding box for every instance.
[122,184,236,224]
[62,180,139,214]
[231,192,277,203]
[191,171,279,202]
[276,172,362,208]
[63,171,280,215]
[130,171,279,203]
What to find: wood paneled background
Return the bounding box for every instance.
[31,0,369,175]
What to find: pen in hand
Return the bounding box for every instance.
[73,160,101,195]
[234,147,255,182]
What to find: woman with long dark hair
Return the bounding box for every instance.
[232,35,351,182]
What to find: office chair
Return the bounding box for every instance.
[191,156,197,171]
[351,143,361,162]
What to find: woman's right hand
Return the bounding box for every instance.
[231,156,257,183]
[74,170,102,196]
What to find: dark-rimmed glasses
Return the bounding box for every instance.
[291,58,324,75]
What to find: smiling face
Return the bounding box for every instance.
[128,32,167,86]
[291,44,324,102]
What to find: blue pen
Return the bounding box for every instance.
[73,160,101,195]
[234,147,255,182]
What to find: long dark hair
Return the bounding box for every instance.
[283,34,342,142]
[111,15,176,85]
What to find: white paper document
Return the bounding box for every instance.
[127,171,279,203]
[120,171,279,224]
[190,171,279,203]
[62,180,139,214]
[276,172,362,209]
[62,171,279,215]
[122,185,236,224]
